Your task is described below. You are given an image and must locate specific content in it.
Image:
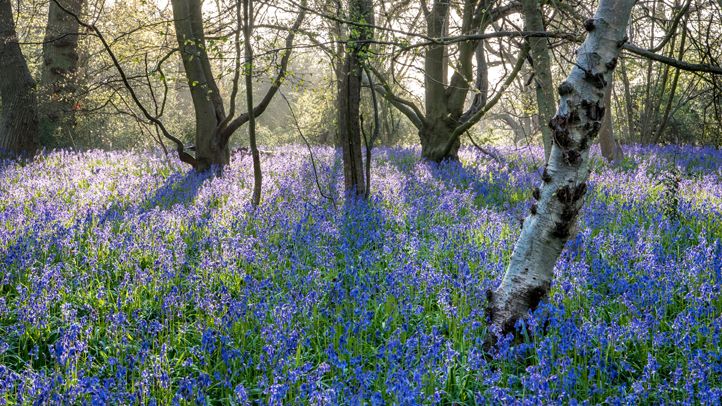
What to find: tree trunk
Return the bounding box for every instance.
[0,0,39,155]
[243,0,261,206]
[619,57,635,140]
[488,0,636,335]
[338,0,373,197]
[420,1,454,163]
[371,0,519,162]
[598,83,624,162]
[521,0,556,162]
[655,17,687,143]
[171,0,228,171]
[338,56,366,196]
[420,119,459,162]
[40,0,84,143]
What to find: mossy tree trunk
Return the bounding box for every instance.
[338,0,373,197]
[371,0,521,163]
[169,0,305,172]
[521,0,556,161]
[0,0,39,155]
[40,0,84,143]
[171,0,228,171]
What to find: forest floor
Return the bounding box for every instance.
[1,145,721,404]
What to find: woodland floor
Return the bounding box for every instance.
[1,145,721,404]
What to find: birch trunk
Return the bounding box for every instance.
[0,0,39,155]
[488,0,636,334]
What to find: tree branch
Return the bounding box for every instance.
[623,43,722,75]
[51,0,197,168]
[366,64,425,129]
[219,0,307,144]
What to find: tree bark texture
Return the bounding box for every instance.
[488,0,636,335]
[521,0,556,162]
[0,0,39,155]
[243,0,262,206]
[338,0,373,197]
[373,0,519,162]
[171,0,228,171]
[598,83,624,162]
[40,0,84,141]
[169,0,304,171]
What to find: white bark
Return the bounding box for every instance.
[488,0,636,334]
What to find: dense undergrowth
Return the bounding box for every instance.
[1,145,721,404]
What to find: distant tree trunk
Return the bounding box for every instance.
[488,0,636,335]
[421,0,456,162]
[371,0,520,162]
[598,83,624,162]
[655,17,687,143]
[169,0,304,171]
[619,57,635,140]
[338,0,373,197]
[492,112,531,144]
[243,0,261,206]
[521,0,556,162]
[419,119,458,162]
[171,0,228,171]
[0,0,39,155]
[40,0,84,142]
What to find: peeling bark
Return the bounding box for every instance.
[488,0,636,337]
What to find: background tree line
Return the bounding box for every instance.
[2,0,719,160]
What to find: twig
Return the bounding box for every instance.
[279,90,337,209]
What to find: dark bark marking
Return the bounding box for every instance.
[617,36,629,48]
[532,187,541,200]
[584,70,607,89]
[542,167,552,183]
[549,115,574,149]
[605,57,618,71]
[485,289,494,321]
[557,81,573,96]
[556,185,573,204]
[579,137,589,151]
[526,284,549,311]
[574,182,588,200]
[584,18,595,32]
[564,149,582,165]
[568,110,581,125]
[581,99,605,121]
[552,182,587,237]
